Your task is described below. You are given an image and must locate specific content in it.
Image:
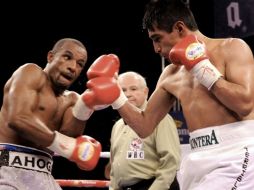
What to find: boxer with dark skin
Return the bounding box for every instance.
[0,38,119,189]
[0,38,88,149]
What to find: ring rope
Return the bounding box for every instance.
[55,152,111,187]
[100,151,110,158]
[56,179,110,187]
[54,151,110,158]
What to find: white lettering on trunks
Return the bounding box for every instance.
[9,151,52,173]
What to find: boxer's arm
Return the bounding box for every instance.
[59,101,87,138]
[211,39,254,117]
[48,131,101,171]
[5,63,56,146]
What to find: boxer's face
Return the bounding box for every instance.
[46,42,87,89]
[148,26,181,62]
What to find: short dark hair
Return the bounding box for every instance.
[142,0,198,32]
[51,38,86,54]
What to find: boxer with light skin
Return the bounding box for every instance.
[89,0,254,189]
[0,38,120,190]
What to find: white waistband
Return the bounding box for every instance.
[189,120,254,151]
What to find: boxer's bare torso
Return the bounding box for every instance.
[0,39,88,151]
[0,64,79,151]
[118,35,254,137]
[157,37,254,132]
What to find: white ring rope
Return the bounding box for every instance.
[55,146,191,187]
[100,151,110,158]
[54,151,110,158]
[55,152,110,187]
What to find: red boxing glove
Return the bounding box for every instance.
[70,136,101,171]
[87,54,120,79]
[82,77,121,109]
[169,34,222,90]
[48,131,101,171]
[72,54,120,121]
[169,34,207,70]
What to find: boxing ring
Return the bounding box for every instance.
[51,57,191,189]
[55,152,111,188]
[54,144,191,188]
[56,179,110,188]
